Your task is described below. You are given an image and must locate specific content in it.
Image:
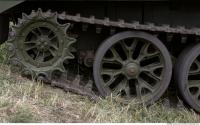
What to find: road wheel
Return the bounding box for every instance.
[93,31,172,104]
[175,43,200,112]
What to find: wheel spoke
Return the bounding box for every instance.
[119,41,129,59]
[49,34,57,40]
[139,42,150,56]
[102,57,123,65]
[137,43,160,61]
[101,69,122,76]
[194,90,200,99]
[135,80,142,98]
[102,69,122,87]
[49,49,56,57]
[188,83,200,99]
[138,78,154,92]
[31,30,40,37]
[144,71,161,81]
[35,51,45,62]
[137,43,150,61]
[141,63,163,72]
[146,51,160,59]
[189,60,200,75]
[110,47,123,63]
[37,27,43,35]
[47,30,53,36]
[49,43,58,50]
[24,40,37,44]
[124,81,131,98]
[102,58,117,63]
[188,80,200,88]
[105,76,117,87]
[127,39,138,59]
[35,51,40,60]
[25,45,37,51]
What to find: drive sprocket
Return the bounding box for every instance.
[6,9,76,81]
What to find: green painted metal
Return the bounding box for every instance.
[100,38,164,102]
[6,9,76,80]
[0,0,24,14]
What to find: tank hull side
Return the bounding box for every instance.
[0,1,25,14]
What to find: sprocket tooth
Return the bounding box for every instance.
[66,37,76,47]
[72,75,81,85]
[55,64,65,73]
[8,30,16,40]
[44,9,52,17]
[64,50,74,59]
[60,64,65,72]
[62,23,71,32]
[36,8,46,19]
[48,12,58,23]
[37,8,43,15]
[30,10,37,18]
[17,18,23,25]
[59,11,66,20]
[12,25,21,34]
[22,13,30,21]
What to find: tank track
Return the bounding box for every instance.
[57,11,200,36]
[8,8,200,102]
[47,9,200,101]
[51,72,100,101]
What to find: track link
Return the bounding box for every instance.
[58,11,200,36]
[51,72,100,101]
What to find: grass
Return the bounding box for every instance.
[0,43,199,123]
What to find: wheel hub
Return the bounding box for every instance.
[124,62,140,78]
[37,35,50,51]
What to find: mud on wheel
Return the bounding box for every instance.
[93,31,172,104]
[175,43,200,113]
[6,9,76,81]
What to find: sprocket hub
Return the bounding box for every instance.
[6,9,76,81]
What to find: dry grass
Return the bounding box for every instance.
[0,65,199,123]
[0,43,200,123]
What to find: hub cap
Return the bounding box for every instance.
[124,62,140,78]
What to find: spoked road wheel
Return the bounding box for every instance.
[175,43,200,113]
[93,31,172,104]
[6,9,76,81]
